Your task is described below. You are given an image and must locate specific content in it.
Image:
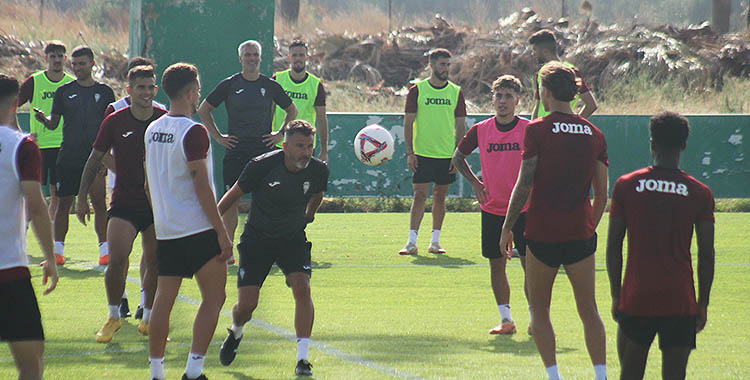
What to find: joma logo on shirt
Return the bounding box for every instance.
[286,91,308,100]
[486,142,520,153]
[635,179,689,196]
[551,122,592,135]
[149,132,174,144]
[424,97,451,106]
[41,91,56,100]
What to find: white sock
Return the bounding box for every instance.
[408,230,418,245]
[231,323,244,339]
[431,229,441,243]
[143,308,152,323]
[122,290,128,299]
[149,357,165,379]
[546,365,562,380]
[498,304,512,321]
[99,242,108,257]
[108,304,120,319]
[594,364,607,380]
[185,352,205,379]
[54,241,64,255]
[140,288,147,307]
[297,337,310,361]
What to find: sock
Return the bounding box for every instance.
[498,304,512,321]
[546,365,562,380]
[231,323,244,339]
[54,241,65,255]
[431,229,441,243]
[140,288,147,307]
[408,230,418,245]
[108,304,120,319]
[99,242,108,257]
[529,306,534,325]
[143,308,152,323]
[150,357,165,379]
[594,364,607,380]
[297,338,310,361]
[185,352,205,379]
[122,290,128,299]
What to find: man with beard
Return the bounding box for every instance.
[399,48,467,256]
[272,40,329,162]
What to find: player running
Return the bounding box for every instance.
[198,40,298,263]
[17,41,75,219]
[217,120,329,377]
[528,29,597,119]
[452,75,530,335]
[400,48,467,255]
[144,63,231,380]
[35,46,115,266]
[76,65,165,344]
[499,62,609,380]
[607,112,715,380]
[0,73,59,380]
[272,39,329,162]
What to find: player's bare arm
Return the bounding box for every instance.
[197,100,238,149]
[606,216,627,321]
[452,148,488,204]
[499,156,538,256]
[695,219,715,333]
[305,191,324,223]
[264,102,298,147]
[591,160,609,227]
[188,160,233,262]
[450,117,466,174]
[315,105,328,162]
[76,148,107,226]
[22,180,58,295]
[578,91,598,119]
[35,109,61,130]
[217,183,245,216]
[404,112,417,171]
[101,151,115,172]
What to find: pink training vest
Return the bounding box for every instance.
[477,116,530,216]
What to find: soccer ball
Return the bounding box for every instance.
[354,124,395,166]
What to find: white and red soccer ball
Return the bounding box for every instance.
[354,124,394,166]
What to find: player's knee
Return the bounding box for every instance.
[289,278,311,299]
[413,189,429,201]
[236,298,257,315]
[16,356,43,379]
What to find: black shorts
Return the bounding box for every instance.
[40,147,59,186]
[0,276,44,341]
[108,206,154,233]
[55,161,85,197]
[482,211,526,259]
[526,233,597,268]
[223,146,275,191]
[236,228,312,288]
[413,155,456,185]
[157,229,221,278]
[617,311,697,350]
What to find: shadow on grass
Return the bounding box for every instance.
[409,253,476,267]
[479,334,577,357]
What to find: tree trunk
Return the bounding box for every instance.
[279,0,300,24]
[712,0,731,34]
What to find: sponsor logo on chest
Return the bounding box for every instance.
[551,122,592,135]
[286,90,309,100]
[635,179,688,196]
[41,91,56,100]
[148,131,174,144]
[486,142,520,153]
[424,97,451,106]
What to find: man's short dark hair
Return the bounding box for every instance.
[0,74,20,106]
[428,48,451,63]
[71,46,94,60]
[127,65,156,85]
[539,61,580,102]
[161,63,198,99]
[289,40,308,51]
[650,112,690,150]
[528,29,557,52]
[127,56,155,72]
[492,75,522,94]
[44,40,66,55]
[285,119,316,137]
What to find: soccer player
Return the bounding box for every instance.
[528,29,597,119]
[607,112,715,380]
[0,73,59,380]
[452,75,530,335]
[76,65,165,343]
[272,39,329,162]
[399,48,467,255]
[35,45,115,266]
[499,62,609,380]
[144,63,231,380]
[17,41,75,219]
[198,40,298,262]
[216,120,329,377]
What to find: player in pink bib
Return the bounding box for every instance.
[453,75,530,335]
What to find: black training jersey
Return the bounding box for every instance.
[51,81,115,165]
[237,150,329,239]
[205,73,293,157]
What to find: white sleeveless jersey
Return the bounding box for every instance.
[144,115,214,240]
[0,126,30,270]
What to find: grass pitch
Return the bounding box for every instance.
[1,213,748,379]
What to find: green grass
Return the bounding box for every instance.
[1,213,748,379]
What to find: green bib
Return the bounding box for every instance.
[537,61,579,118]
[413,80,460,158]
[273,70,321,148]
[29,71,75,149]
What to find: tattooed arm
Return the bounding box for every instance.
[75,149,106,225]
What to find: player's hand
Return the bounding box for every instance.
[696,305,708,333]
[75,197,91,226]
[30,133,38,142]
[262,131,284,147]
[33,108,47,124]
[448,161,458,174]
[407,154,417,172]
[611,297,620,322]
[42,259,59,295]
[498,227,514,260]
[217,233,233,263]
[318,150,328,163]
[471,181,489,204]
[216,133,239,149]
